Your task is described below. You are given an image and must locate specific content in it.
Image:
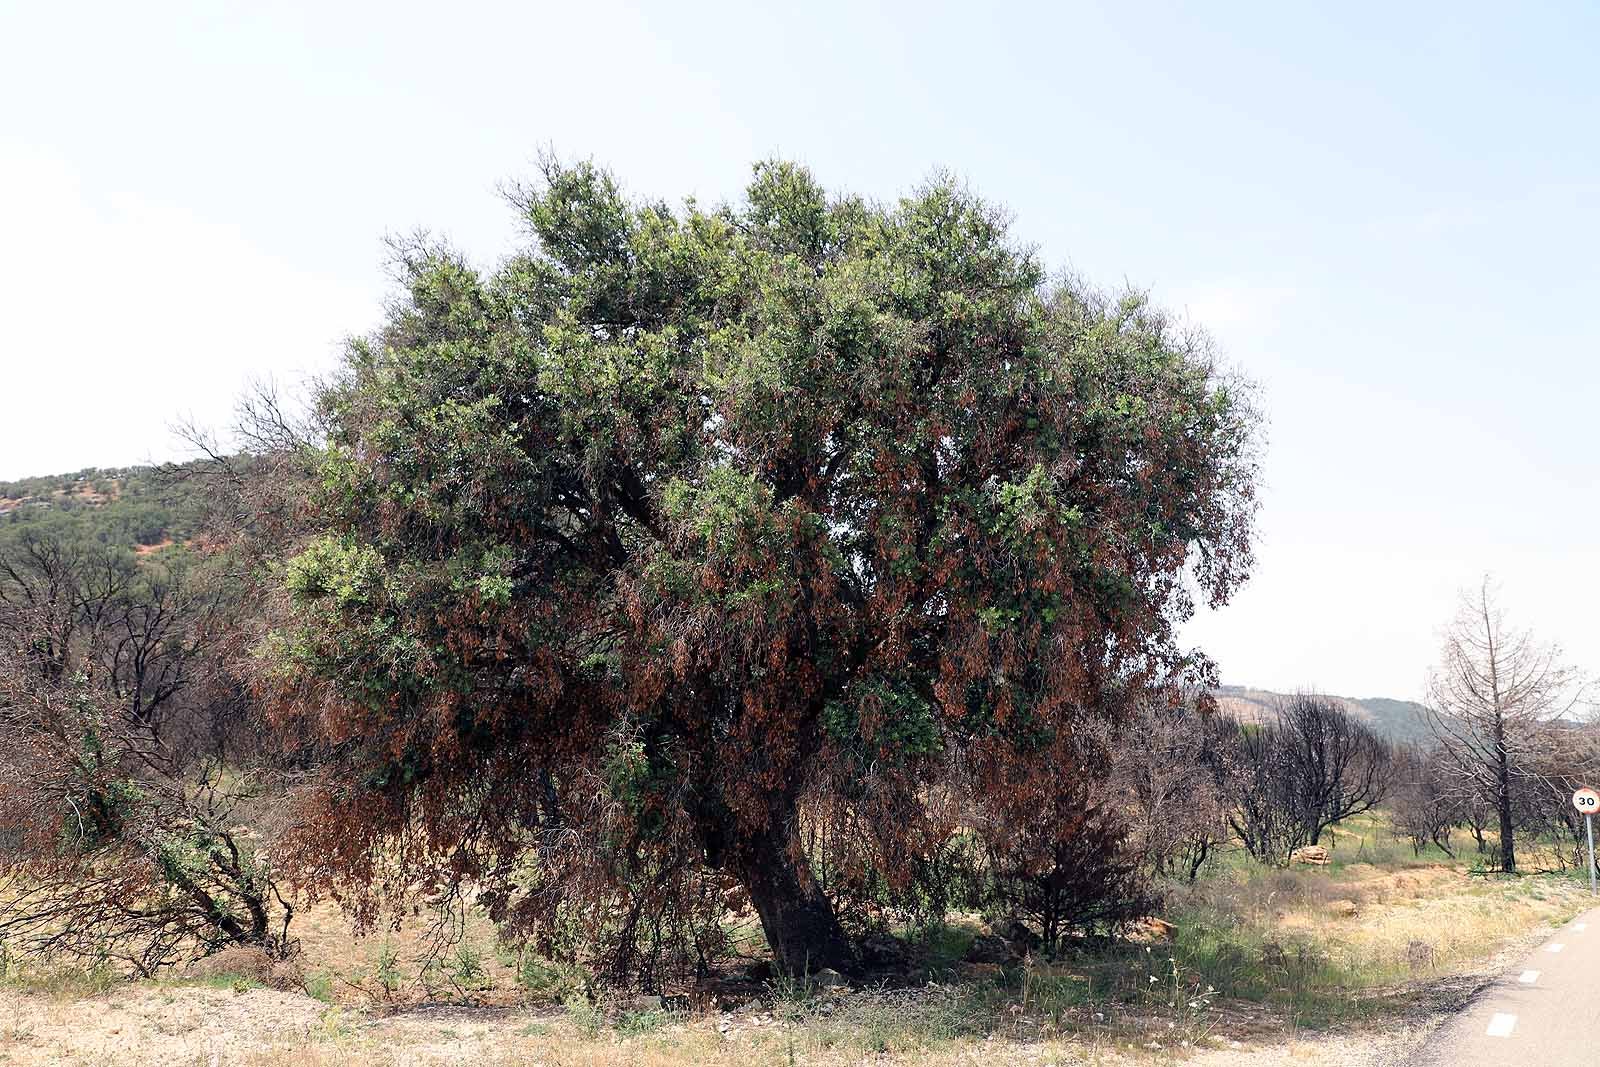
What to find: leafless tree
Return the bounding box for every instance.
[167,377,324,561]
[1221,694,1390,865]
[1115,694,1233,882]
[1276,693,1391,846]
[1513,722,1600,872]
[1389,745,1460,857]
[1426,578,1590,873]
[1223,723,1308,866]
[0,534,292,974]
[1462,792,1494,854]
[979,792,1156,953]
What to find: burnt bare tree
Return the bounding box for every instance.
[1223,723,1307,865]
[1514,723,1600,873]
[1221,695,1391,865]
[980,781,1156,954]
[1426,578,1588,874]
[1116,694,1233,882]
[1276,693,1391,846]
[0,531,291,974]
[1389,745,1460,857]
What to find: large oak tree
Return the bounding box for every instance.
[262,160,1258,978]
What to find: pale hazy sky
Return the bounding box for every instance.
[3,2,1597,700]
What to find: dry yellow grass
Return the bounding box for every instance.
[286,900,523,1006]
[0,981,1453,1067]
[1269,861,1587,977]
[2,812,1594,1066]
[0,986,1161,1067]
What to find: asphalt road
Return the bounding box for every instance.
[1417,907,1600,1067]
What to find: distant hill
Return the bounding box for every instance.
[1215,686,1435,745]
[0,464,207,555]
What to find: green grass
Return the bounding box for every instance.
[913,922,977,973]
[170,973,266,994]
[304,971,336,1003]
[614,1007,677,1037]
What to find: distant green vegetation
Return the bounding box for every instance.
[0,464,207,554]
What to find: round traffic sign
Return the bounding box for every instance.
[1574,788,1600,814]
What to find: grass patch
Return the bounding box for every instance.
[615,1006,677,1037]
[772,983,1001,1054]
[166,972,266,994]
[914,921,978,973]
[1,810,1593,1065]
[0,959,119,1000]
[304,971,336,1003]
[1147,832,1594,1024]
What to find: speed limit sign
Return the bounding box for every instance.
[1575,788,1600,895]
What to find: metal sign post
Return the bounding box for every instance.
[1573,788,1599,894]
[1589,814,1597,897]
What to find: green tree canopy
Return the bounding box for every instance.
[263,159,1259,978]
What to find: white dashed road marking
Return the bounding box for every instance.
[1428,908,1600,1063]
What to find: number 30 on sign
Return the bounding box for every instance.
[1573,788,1600,813]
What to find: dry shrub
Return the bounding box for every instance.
[190,946,305,991]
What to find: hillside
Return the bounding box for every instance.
[0,464,206,554]
[1215,685,1434,745]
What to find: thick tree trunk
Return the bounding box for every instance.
[1497,780,1517,873]
[735,824,855,977]
[1495,729,1516,873]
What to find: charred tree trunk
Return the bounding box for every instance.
[1497,757,1517,873]
[734,822,855,977]
[1495,718,1517,873]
